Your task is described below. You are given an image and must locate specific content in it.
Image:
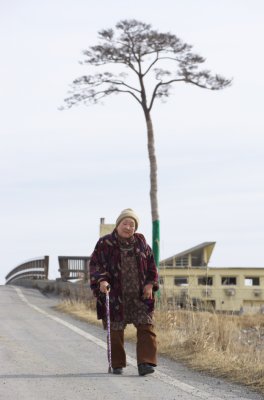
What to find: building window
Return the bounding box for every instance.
[245,277,260,286]
[159,277,164,285]
[174,277,188,286]
[175,257,188,267]
[198,276,213,286]
[221,277,236,285]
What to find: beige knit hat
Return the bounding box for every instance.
[116,208,139,230]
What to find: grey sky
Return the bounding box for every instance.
[0,0,263,284]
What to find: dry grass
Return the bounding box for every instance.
[55,294,264,394]
[55,298,137,340]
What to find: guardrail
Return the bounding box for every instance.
[5,256,49,285]
[58,256,90,282]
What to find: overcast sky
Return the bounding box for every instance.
[0,1,263,284]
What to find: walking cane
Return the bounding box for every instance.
[105,285,112,373]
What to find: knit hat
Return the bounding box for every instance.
[116,208,139,230]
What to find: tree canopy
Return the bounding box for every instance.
[64,19,232,112]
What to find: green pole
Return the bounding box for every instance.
[152,219,160,300]
[152,219,160,268]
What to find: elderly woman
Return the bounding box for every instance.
[89,208,159,376]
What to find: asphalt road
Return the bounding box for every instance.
[0,285,263,400]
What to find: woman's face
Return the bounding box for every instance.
[117,218,136,239]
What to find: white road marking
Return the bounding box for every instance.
[14,287,230,399]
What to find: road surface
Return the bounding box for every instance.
[0,285,263,400]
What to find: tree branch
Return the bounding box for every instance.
[64,85,142,108]
[142,54,159,77]
[104,79,141,93]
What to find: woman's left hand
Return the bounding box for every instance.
[143,284,153,299]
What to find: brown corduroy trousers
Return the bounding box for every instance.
[110,324,157,368]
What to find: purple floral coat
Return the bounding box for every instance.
[89,230,159,322]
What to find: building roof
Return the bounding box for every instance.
[160,242,216,268]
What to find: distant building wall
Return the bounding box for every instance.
[159,267,264,313]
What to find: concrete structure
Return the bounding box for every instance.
[159,242,264,314]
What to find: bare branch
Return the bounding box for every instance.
[148,79,186,111]
[103,79,141,93]
[142,54,159,77]
[63,73,143,109]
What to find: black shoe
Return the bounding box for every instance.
[113,368,123,375]
[138,363,155,376]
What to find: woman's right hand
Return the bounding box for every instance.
[99,280,109,293]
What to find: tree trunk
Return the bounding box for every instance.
[145,112,160,268]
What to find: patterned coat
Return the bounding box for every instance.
[89,230,159,322]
